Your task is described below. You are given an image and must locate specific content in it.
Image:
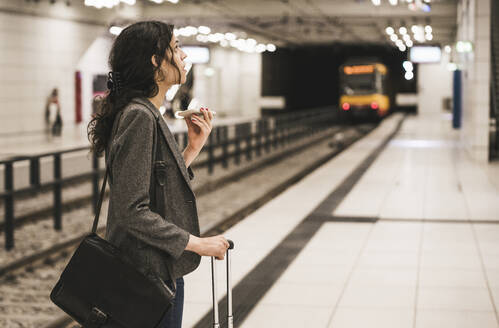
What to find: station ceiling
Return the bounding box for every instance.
[3,0,458,48]
[141,0,458,47]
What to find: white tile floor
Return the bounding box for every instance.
[334,113,499,221]
[182,113,499,328]
[242,221,499,328]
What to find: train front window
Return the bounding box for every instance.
[342,73,376,95]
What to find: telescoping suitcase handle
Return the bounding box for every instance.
[211,239,235,328]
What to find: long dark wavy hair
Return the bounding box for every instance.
[88,21,181,157]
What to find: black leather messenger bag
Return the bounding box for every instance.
[50,113,175,328]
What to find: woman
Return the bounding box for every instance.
[87,21,229,328]
[45,88,62,138]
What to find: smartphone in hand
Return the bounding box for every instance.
[175,108,217,119]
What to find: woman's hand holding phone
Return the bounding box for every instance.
[184,107,214,154]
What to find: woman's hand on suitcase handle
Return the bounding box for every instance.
[186,234,230,260]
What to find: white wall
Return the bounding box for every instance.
[0,11,106,135]
[0,9,263,136]
[457,0,491,162]
[192,47,262,118]
[417,56,453,117]
[76,36,113,121]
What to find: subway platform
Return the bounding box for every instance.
[182,113,499,328]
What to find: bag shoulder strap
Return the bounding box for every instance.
[91,165,110,233]
[91,108,125,234]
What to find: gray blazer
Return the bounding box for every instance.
[105,97,201,282]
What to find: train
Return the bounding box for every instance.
[339,60,390,121]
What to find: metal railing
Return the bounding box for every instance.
[0,107,337,250]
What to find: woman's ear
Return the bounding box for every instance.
[151,55,158,68]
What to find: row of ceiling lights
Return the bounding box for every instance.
[174,26,277,53]
[85,0,177,9]
[84,0,134,8]
[109,25,277,54]
[89,0,276,54]
[371,0,432,12]
[385,24,433,52]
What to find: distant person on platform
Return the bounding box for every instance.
[45,88,63,137]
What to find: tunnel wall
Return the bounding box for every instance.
[261,44,417,112]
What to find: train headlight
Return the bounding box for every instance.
[342,103,350,111]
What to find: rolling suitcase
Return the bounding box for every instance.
[210,239,235,328]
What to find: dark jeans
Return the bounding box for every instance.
[158,277,184,328]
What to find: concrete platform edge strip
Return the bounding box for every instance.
[192,115,406,328]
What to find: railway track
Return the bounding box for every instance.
[0,123,375,328]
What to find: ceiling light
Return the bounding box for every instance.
[246,38,257,47]
[406,40,414,47]
[425,25,432,33]
[395,40,404,47]
[196,34,208,42]
[231,39,245,49]
[185,26,198,36]
[166,0,179,3]
[85,0,118,8]
[390,34,398,42]
[371,0,381,6]
[225,32,236,40]
[240,43,256,53]
[198,26,211,34]
[256,44,266,53]
[389,0,398,5]
[444,45,451,53]
[405,71,414,80]
[425,33,433,41]
[212,33,224,41]
[403,34,411,41]
[399,27,407,35]
[403,61,413,71]
[386,27,395,35]
[109,26,123,35]
[399,45,407,52]
[266,43,277,52]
